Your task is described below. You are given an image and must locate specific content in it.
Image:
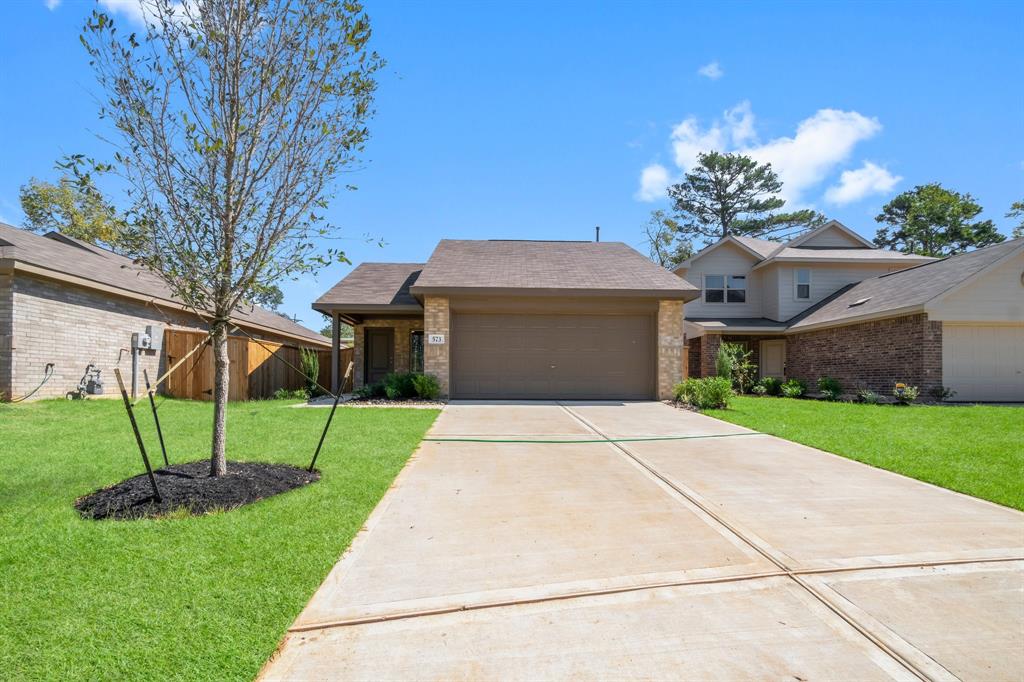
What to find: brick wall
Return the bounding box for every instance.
[6,273,203,400]
[351,317,424,389]
[687,336,702,378]
[0,273,12,400]
[657,300,685,399]
[786,313,942,394]
[699,333,722,378]
[423,296,450,397]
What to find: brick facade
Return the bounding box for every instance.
[423,296,450,397]
[786,313,943,395]
[687,315,942,395]
[4,273,203,401]
[699,333,722,378]
[0,273,12,400]
[687,336,702,379]
[351,317,424,389]
[656,300,685,399]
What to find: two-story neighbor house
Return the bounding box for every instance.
[678,220,1024,402]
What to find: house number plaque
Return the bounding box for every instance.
[428,333,445,345]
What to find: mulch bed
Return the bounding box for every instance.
[344,397,447,407]
[75,460,320,520]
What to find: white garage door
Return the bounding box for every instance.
[943,325,1024,402]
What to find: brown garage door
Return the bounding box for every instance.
[451,313,655,400]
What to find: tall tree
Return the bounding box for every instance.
[642,210,692,269]
[74,0,382,476]
[19,175,130,251]
[666,151,825,246]
[1007,200,1024,240]
[874,183,1004,257]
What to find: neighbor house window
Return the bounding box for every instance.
[795,269,811,300]
[704,274,746,303]
[410,331,424,372]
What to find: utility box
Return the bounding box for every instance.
[145,325,164,352]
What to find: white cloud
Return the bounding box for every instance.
[637,102,884,205]
[824,161,901,205]
[98,0,147,24]
[697,61,724,80]
[44,0,61,10]
[668,101,755,173]
[635,164,671,202]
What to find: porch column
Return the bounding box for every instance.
[331,312,340,395]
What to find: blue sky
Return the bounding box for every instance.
[1,0,1021,327]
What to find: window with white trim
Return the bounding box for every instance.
[794,269,811,300]
[704,274,746,303]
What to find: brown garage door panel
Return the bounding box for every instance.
[451,313,654,399]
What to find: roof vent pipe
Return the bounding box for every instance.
[595,225,600,242]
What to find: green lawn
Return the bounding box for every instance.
[707,396,1024,511]
[0,398,438,681]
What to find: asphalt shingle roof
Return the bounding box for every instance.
[314,263,424,308]
[409,240,697,298]
[0,222,328,346]
[788,239,1024,329]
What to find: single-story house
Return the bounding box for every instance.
[314,239,699,400]
[0,222,330,401]
[679,221,1024,402]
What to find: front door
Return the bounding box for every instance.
[365,328,394,385]
[760,340,786,379]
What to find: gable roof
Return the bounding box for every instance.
[409,239,698,299]
[785,219,875,249]
[0,223,328,347]
[788,238,1024,330]
[314,263,424,313]
[678,220,933,272]
[673,234,778,272]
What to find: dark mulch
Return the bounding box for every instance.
[75,460,320,520]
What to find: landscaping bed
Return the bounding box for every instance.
[76,461,320,520]
[0,398,439,680]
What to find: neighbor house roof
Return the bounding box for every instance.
[731,235,782,259]
[313,262,424,313]
[750,246,930,269]
[409,239,698,299]
[788,238,1024,331]
[676,221,934,274]
[0,222,328,347]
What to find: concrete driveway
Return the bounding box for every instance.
[261,401,1024,681]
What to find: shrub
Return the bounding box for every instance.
[760,376,782,396]
[383,372,418,400]
[673,377,733,410]
[272,387,309,400]
[412,373,442,400]
[715,345,734,380]
[817,376,842,400]
[929,386,957,402]
[780,378,806,398]
[718,342,757,393]
[858,389,880,404]
[751,383,768,396]
[355,382,386,399]
[893,383,919,405]
[299,349,321,396]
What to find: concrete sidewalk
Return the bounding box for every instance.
[261,401,1024,681]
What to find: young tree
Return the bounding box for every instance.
[642,210,692,269]
[874,183,1004,257]
[75,0,382,475]
[19,175,130,251]
[1007,200,1024,240]
[666,151,825,246]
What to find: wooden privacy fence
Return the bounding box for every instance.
[164,329,350,401]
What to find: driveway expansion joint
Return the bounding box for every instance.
[555,402,954,682]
